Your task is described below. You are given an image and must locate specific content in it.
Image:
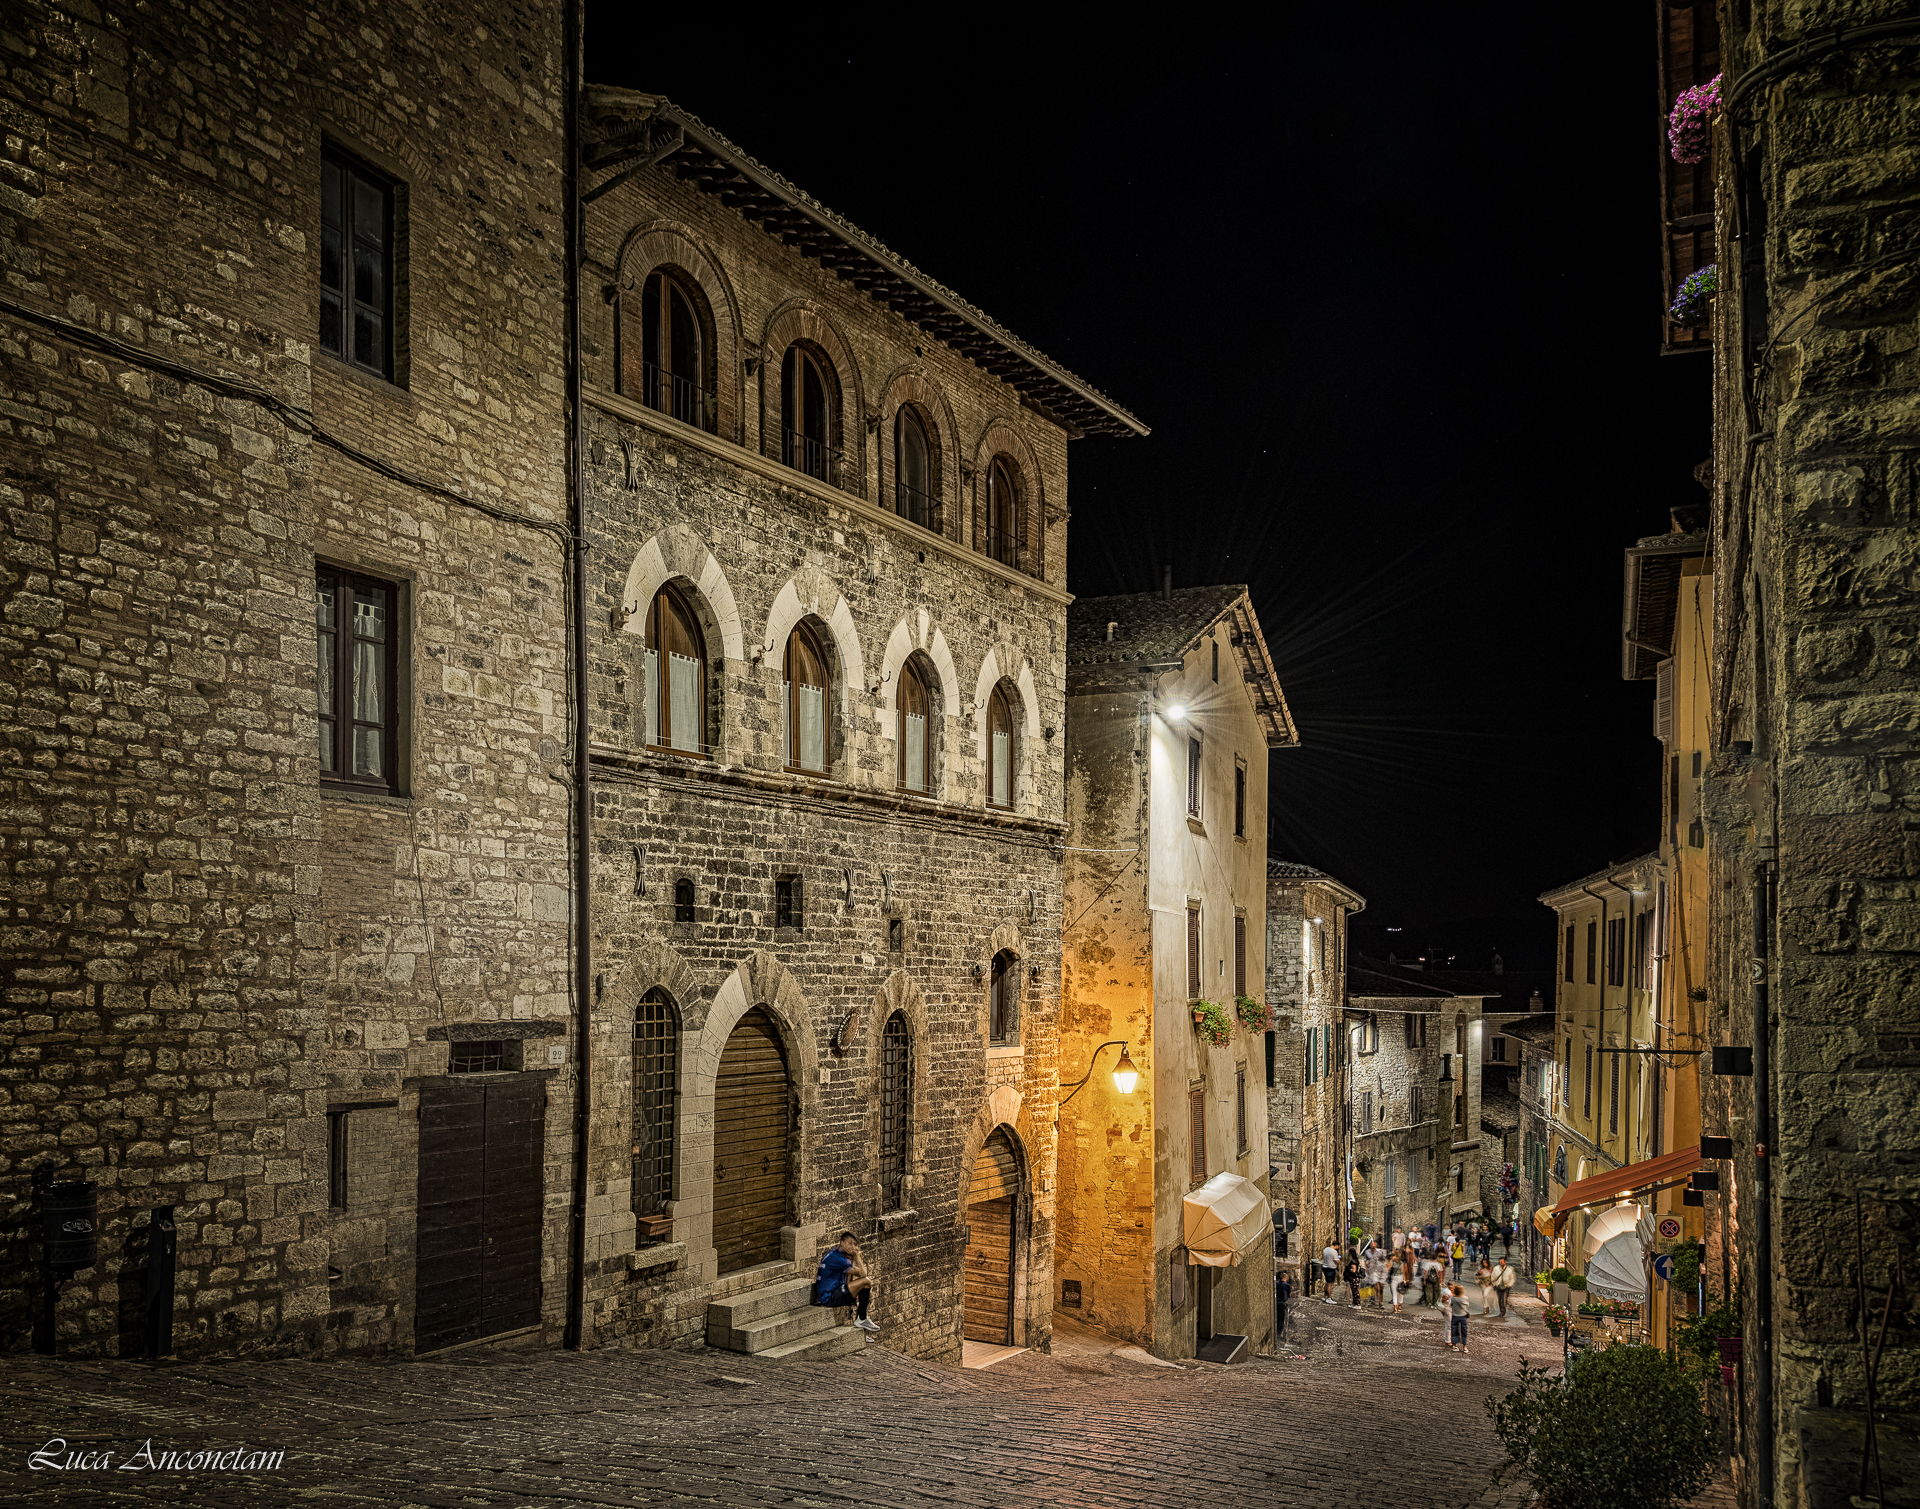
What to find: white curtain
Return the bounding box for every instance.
[991,728,1010,806]
[798,683,824,771]
[904,712,927,791]
[668,651,699,752]
[644,648,659,747]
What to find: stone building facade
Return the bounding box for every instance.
[1058,585,1291,1359]
[1,0,577,1358]
[571,91,1141,1364]
[1684,7,1920,1501]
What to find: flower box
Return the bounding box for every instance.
[636,1213,674,1242]
[1190,999,1233,1047]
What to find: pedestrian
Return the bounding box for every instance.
[1275,1261,1292,1342]
[1492,1253,1517,1318]
[1450,1232,1466,1282]
[1344,1247,1364,1308]
[1321,1241,1341,1305]
[1389,1246,1411,1315]
[813,1231,878,1333]
[1449,1283,1470,1353]
[1392,1225,1405,1252]
[1421,1252,1441,1309]
[1478,1256,1497,1318]
[1366,1244,1388,1309]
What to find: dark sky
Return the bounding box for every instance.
[590,11,1712,970]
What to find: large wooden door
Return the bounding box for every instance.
[963,1128,1020,1345]
[712,1008,790,1274]
[416,1076,546,1352]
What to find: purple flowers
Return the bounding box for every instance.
[1669,75,1721,164]
[1671,264,1718,327]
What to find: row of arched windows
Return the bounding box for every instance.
[638,580,1022,808]
[622,264,1041,576]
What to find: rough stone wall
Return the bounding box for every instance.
[0,0,571,1360]
[1348,1013,1445,1234]
[1701,8,1920,1500]
[574,153,1083,1364]
[1267,880,1352,1264]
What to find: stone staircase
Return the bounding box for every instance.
[705,1276,869,1362]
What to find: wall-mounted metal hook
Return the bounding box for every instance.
[633,844,646,897]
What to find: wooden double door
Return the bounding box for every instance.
[712,1008,792,1274]
[963,1128,1021,1345]
[415,1076,545,1353]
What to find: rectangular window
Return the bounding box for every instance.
[1454,1092,1465,1130]
[1264,1030,1275,1088]
[1368,1014,1380,1053]
[1608,917,1624,986]
[1564,1040,1572,1108]
[1583,1044,1593,1119]
[880,1019,910,1208]
[1609,1052,1620,1135]
[1188,1088,1207,1183]
[1410,1085,1423,1125]
[1586,921,1597,985]
[1236,1068,1248,1156]
[450,1039,505,1073]
[775,875,803,931]
[1186,904,1201,999]
[1455,1162,1466,1194]
[1233,916,1247,998]
[1187,737,1202,818]
[327,1110,348,1209]
[320,146,394,379]
[1233,762,1246,837]
[1404,1014,1417,1049]
[1564,924,1575,982]
[1384,1157,1397,1197]
[1633,911,1652,989]
[1491,1036,1506,1063]
[1361,1089,1373,1134]
[317,566,400,794]
[1408,1157,1420,1194]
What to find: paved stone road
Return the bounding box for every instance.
[0,1291,1682,1508]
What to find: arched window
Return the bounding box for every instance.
[783,622,831,775]
[987,684,1013,810]
[880,1013,910,1209]
[895,409,930,527]
[986,457,1018,567]
[898,659,932,794]
[643,584,705,755]
[640,270,710,430]
[989,950,1019,1043]
[673,876,695,923]
[632,988,679,1219]
[781,346,832,481]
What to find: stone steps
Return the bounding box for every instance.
[705,1274,871,1360]
[755,1324,870,1362]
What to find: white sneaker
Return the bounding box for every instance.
[855,1317,880,1333]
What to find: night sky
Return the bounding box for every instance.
[590,12,1712,971]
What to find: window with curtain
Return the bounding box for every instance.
[986,456,1018,566]
[783,622,831,775]
[781,345,831,481]
[632,989,679,1218]
[317,566,399,793]
[639,269,710,429]
[987,684,1013,809]
[897,660,931,793]
[880,1013,910,1207]
[895,408,930,527]
[643,584,704,755]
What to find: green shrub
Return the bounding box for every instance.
[1568,1274,1587,1291]
[1486,1348,1715,1509]
[1669,1240,1702,1294]
[1672,1300,1740,1380]
[1550,1267,1571,1283]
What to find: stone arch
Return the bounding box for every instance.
[761,564,867,775]
[619,524,745,761]
[759,300,866,492]
[953,1090,1043,1347]
[876,610,961,728]
[612,219,744,443]
[969,417,1045,573]
[978,922,1028,1046]
[298,84,431,181]
[603,938,701,1025]
[859,971,933,1208]
[971,642,1045,813]
[876,365,962,540]
[597,941,702,1251]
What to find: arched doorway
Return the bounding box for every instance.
[963,1127,1021,1345]
[712,1007,791,1273]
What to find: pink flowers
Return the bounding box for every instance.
[1669,75,1721,164]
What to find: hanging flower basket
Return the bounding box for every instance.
[1668,74,1721,164]
[1234,995,1272,1034]
[1671,264,1718,327]
[1191,999,1233,1047]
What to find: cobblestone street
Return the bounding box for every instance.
[3,1291,1582,1509]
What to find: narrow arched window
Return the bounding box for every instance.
[989,950,1019,1043]
[783,622,831,775]
[633,988,679,1219]
[987,684,1013,810]
[880,1013,910,1209]
[986,457,1018,567]
[896,409,929,527]
[898,660,931,794]
[644,584,704,755]
[781,346,831,481]
[640,270,709,430]
[673,876,695,923]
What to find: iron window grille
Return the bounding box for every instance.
[637,269,715,431]
[1233,916,1247,998]
[632,989,679,1218]
[881,1014,910,1208]
[781,345,834,482]
[450,1040,505,1073]
[775,875,804,931]
[317,567,400,793]
[319,145,394,379]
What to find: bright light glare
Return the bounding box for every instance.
[1164,702,1188,721]
[1112,1046,1140,1095]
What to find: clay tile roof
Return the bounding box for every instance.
[1265,858,1366,910]
[1345,966,1459,1003]
[1500,1012,1561,1045]
[582,88,1144,440]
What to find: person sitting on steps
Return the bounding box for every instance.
[815,1231,878,1333]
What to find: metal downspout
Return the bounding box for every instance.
[562,0,592,1352]
[1753,850,1775,1506]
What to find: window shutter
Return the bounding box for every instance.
[1187,906,1200,998]
[1233,917,1247,998]
[1658,1,1720,352]
[1188,1088,1206,1182]
[1654,658,1675,743]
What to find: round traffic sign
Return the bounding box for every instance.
[1658,1216,1682,1240]
[1653,1253,1674,1282]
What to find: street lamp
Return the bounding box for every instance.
[1059,1041,1140,1108]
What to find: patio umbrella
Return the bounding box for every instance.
[1586,1229,1649,1303]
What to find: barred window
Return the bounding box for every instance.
[880,1014,910,1208]
[450,1040,504,1073]
[632,989,679,1218]
[989,950,1019,1044]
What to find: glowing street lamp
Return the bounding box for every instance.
[1059,1041,1140,1108]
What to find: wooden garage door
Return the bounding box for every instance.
[416,1076,545,1353]
[712,1008,790,1274]
[963,1129,1020,1345]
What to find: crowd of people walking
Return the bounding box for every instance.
[1303,1218,1518,1357]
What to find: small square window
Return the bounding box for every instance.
[775,875,803,931]
[450,1040,505,1073]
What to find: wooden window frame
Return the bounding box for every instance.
[1564,924,1575,983]
[986,683,1014,811]
[632,989,679,1218]
[1233,915,1247,998]
[320,144,395,380]
[1186,736,1202,819]
[880,1013,911,1208]
[644,583,708,758]
[1236,1068,1249,1156]
[896,658,934,794]
[781,345,834,482]
[637,268,713,432]
[988,950,1018,1044]
[894,407,934,529]
[782,621,833,777]
[317,565,401,795]
[1585,920,1597,985]
[985,455,1019,568]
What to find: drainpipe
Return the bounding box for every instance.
[1752,848,1775,1507]
[562,0,594,1353]
[1579,885,1612,1165]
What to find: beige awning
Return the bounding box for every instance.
[1182,1173,1271,1269]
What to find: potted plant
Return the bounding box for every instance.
[1550,1266,1572,1307]
[1234,994,1272,1034]
[1668,73,1721,164]
[1542,1304,1568,1337]
[1568,1273,1588,1296]
[1191,998,1233,1047]
[636,1212,673,1242]
[1670,264,1717,328]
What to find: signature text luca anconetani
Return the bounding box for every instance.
[28,1438,287,1472]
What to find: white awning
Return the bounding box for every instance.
[1588,1230,1648,1302]
[1582,1203,1644,1259]
[1183,1173,1271,1269]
